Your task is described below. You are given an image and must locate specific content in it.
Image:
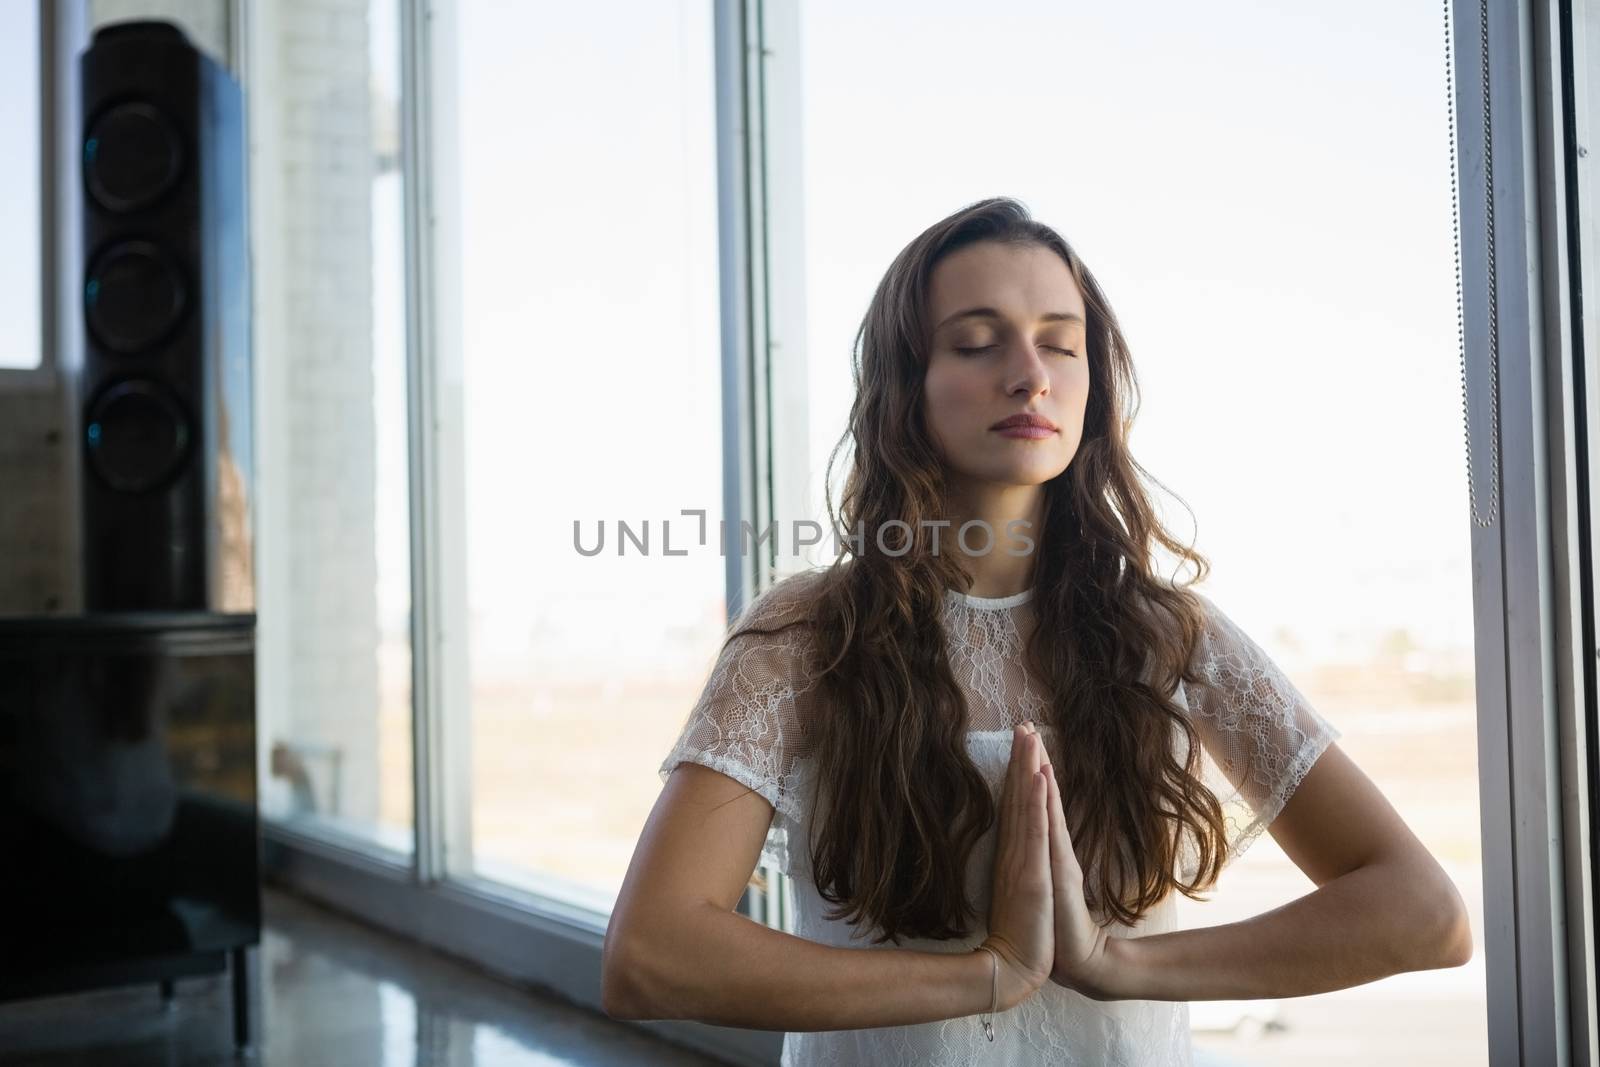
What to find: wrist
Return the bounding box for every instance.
[1090,934,1141,1002]
[975,941,1041,1012]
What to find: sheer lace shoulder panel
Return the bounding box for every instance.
[658,570,825,878]
[1176,591,1341,878]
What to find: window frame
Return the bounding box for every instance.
[227,0,1599,1064]
[1458,0,1598,1061]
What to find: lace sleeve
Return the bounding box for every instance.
[1176,592,1341,879]
[658,575,820,880]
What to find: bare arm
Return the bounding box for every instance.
[611,900,1011,1030]
[603,762,1031,1028]
[1097,853,1469,1001]
[1090,744,1473,1002]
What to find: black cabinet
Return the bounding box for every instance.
[0,613,259,1047]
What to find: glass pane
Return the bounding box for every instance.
[87,1,229,61]
[445,1,723,903]
[0,0,40,370]
[251,0,414,853]
[794,1,1485,1062]
[1575,0,1600,981]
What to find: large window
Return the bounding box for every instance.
[223,2,1597,1062]
[441,1,724,903]
[0,0,42,371]
[245,0,415,853]
[788,1,1485,1061]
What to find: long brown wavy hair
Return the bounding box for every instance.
[728,196,1230,944]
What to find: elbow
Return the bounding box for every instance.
[1421,880,1474,969]
[600,966,644,1021]
[1382,857,1474,971]
[600,928,657,1021]
[1436,904,1474,968]
[601,985,648,1022]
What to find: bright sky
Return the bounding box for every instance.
[792,0,1471,663]
[0,0,1476,670]
[443,0,1472,671]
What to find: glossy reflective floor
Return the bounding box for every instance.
[0,887,727,1066]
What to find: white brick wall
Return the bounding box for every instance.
[251,0,383,829]
[0,384,67,614]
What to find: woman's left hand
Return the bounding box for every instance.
[1030,726,1120,1000]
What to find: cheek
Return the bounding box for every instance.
[922,364,979,425]
[1054,361,1091,404]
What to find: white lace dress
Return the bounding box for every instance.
[657,570,1341,1067]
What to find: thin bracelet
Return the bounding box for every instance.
[976,945,998,1041]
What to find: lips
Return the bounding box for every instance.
[990,413,1059,431]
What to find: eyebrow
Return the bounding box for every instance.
[935,307,1086,331]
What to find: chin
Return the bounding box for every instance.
[978,466,1067,487]
[949,449,1073,486]
[1004,453,1073,479]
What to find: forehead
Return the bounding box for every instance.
[928,242,1085,325]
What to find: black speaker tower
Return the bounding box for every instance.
[79,19,253,613]
[0,21,264,1054]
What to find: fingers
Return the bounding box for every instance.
[1042,760,1061,866]
[1001,723,1026,851]
[1041,758,1078,880]
[1001,725,1033,872]
[1006,723,1032,811]
[1016,724,1042,813]
[1031,766,1050,843]
[1004,724,1048,859]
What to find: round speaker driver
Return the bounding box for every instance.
[84,101,183,213]
[85,381,191,494]
[85,241,187,354]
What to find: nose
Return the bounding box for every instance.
[1004,342,1051,400]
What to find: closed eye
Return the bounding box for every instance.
[954,345,1077,357]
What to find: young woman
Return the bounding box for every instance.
[603,197,1474,1065]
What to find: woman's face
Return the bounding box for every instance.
[922,241,1091,493]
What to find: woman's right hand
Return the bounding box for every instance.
[980,722,1054,1011]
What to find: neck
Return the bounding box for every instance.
[940,482,1045,598]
